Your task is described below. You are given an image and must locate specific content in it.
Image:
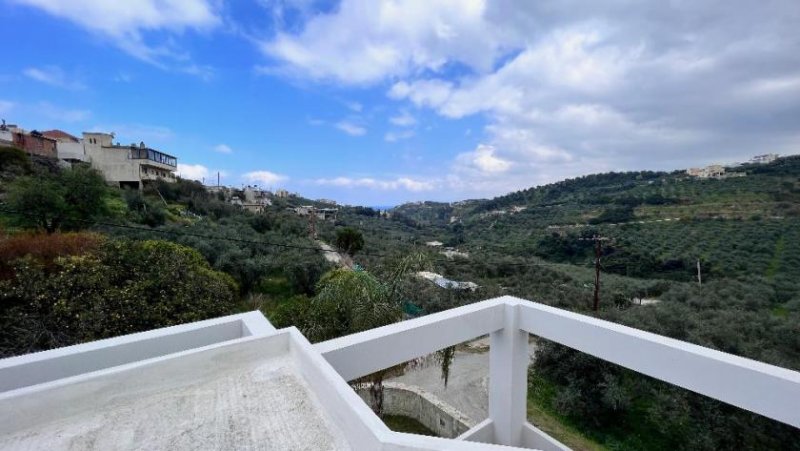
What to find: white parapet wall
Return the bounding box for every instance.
[1,297,799,451]
[0,311,274,392]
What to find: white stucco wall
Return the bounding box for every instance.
[56,141,86,161]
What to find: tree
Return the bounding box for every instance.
[335,227,364,256]
[6,176,67,233]
[6,166,109,233]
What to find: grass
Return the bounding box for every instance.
[382,415,437,437]
[528,380,608,451]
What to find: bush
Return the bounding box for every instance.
[0,238,238,357]
[0,231,104,279]
[0,146,31,178]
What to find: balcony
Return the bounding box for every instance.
[129,147,178,168]
[1,296,798,450]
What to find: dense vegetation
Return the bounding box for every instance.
[1,147,798,448]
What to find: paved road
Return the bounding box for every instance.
[317,241,344,265]
[387,338,536,425]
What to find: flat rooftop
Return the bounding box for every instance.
[1,353,349,450]
[1,298,798,450]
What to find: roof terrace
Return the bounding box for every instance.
[0,297,798,450]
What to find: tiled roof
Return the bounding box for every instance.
[41,130,80,142]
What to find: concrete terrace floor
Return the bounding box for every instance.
[0,355,351,451]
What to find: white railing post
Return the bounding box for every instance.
[488,302,528,447]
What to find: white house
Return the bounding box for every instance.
[83,132,177,188]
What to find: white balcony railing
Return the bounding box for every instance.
[1,296,798,450]
[317,296,800,449]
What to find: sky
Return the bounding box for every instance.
[1,0,799,206]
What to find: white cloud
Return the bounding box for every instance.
[745,74,800,96]
[260,0,497,84]
[23,66,85,90]
[335,121,366,136]
[214,143,233,154]
[456,144,511,174]
[261,0,800,199]
[243,170,288,185]
[314,176,434,191]
[388,80,453,109]
[181,64,216,82]
[178,163,210,181]
[345,101,363,112]
[13,0,220,68]
[384,130,415,142]
[389,111,416,127]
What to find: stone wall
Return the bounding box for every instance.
[357,382,473,438]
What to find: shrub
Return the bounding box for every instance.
[0,231,104,279]
[0,238,238,357]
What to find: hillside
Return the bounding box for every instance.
[1,148,799,450]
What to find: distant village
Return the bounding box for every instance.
[0,120,338,219]
[2,119,785,221]
[685,153,780,179]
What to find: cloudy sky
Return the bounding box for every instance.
[2,0,799,205]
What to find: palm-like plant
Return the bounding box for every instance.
[303,252,457,416]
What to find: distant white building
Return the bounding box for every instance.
[751,153,779,164]
[416,271,478,291]
[686,164,725,178]
[425,241,444,247]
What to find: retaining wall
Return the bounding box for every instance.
[358,382,473,438]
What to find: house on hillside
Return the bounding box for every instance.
[42,129,87,163]
[11,129,57,159]
[751,153,779,164]
[686,164,725,178]
[0,121,15,145]
[83,132,177,189]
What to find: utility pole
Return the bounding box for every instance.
[580,235,611,312]
[697,259,702,285]
[308,208,317,240]
[593,238,601,311]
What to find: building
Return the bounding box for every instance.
[751,153,779,164]
[2,297,795,450]
[0,121,14,145]
[417,271,479,291]
[686,164,725,178]
[316,207,338,221]
[274,188,289,198]
[83,132,177,189]
[318,198,337,206]
[42,129,87,163]
[11,130,57,158]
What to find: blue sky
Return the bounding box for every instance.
[1,1,799,206]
